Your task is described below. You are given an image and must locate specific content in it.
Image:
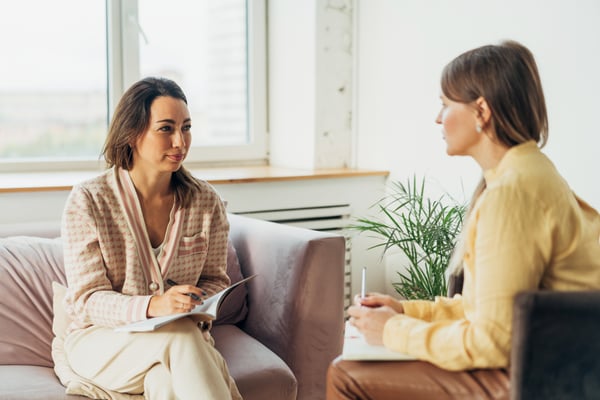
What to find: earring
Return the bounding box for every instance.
[476,124,482,133]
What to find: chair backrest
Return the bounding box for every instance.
[510,290,600,400]
[447,270,464,297]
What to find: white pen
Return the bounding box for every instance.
[361,266,367,299]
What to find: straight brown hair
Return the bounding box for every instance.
[441,40,548,148]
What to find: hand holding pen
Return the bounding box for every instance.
[347,266,401,345]
[166,279,206,301]
[146,280,205,317]
[165,279,206,313]
[354,267,404,313]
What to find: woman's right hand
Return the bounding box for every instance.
[147,286,203,317]
[354,292,404,314]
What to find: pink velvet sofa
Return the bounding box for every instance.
[0,213,345,400]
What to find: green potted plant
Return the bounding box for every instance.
[349,175,466,300]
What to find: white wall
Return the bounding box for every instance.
[268,0,317,168]
[354,0,600,209]
[268,0,354,169]
[3,1,599,296]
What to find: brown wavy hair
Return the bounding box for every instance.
[102,77,201,208]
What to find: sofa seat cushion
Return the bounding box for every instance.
[212,324,298,400]
[0,365,88,399]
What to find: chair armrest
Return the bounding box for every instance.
[228,213,346,400]
[510,290,600,400]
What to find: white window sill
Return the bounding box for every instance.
[0,166,389,193]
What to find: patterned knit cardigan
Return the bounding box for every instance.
[61,167,230,333]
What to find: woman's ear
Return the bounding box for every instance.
[475,96,492,126]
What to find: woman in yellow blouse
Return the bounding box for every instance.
[329,40,600,398]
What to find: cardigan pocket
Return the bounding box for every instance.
[178,234,208,257]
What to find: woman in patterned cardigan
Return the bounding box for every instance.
[60,77,241,399]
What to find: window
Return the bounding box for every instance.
[0,0,267,172]
[0,0,107,170]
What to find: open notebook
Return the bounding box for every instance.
[115,275,256,333]
[342,321,416,361]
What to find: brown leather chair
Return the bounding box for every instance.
[510,290,600,400]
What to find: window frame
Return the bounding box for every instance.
[1,0,268,173]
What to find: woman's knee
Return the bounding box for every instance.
[144,363,175,400]
[326,358,358,400]
[153,318,216,356]
[155,318,203,340]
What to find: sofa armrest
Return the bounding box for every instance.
[0,221,61,238]
[510,290,600,400]
[228,213,345,400]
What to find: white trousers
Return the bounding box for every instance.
[65,317,242,400]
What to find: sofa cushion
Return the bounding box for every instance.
[212,324,298,400]
[0,365,88,400]
[52,282,69,338]
[213,239,249,325]
[0,236,65,367]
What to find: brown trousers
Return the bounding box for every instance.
[326,356,509,400]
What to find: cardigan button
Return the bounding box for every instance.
[148,282,159,291]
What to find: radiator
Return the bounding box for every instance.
[234,204,352,308]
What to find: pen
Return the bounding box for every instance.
[166,279,202,301]
[361,266,367,299]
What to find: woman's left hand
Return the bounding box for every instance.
[347,304,398,345]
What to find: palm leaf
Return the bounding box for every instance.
[347,175,466,300]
